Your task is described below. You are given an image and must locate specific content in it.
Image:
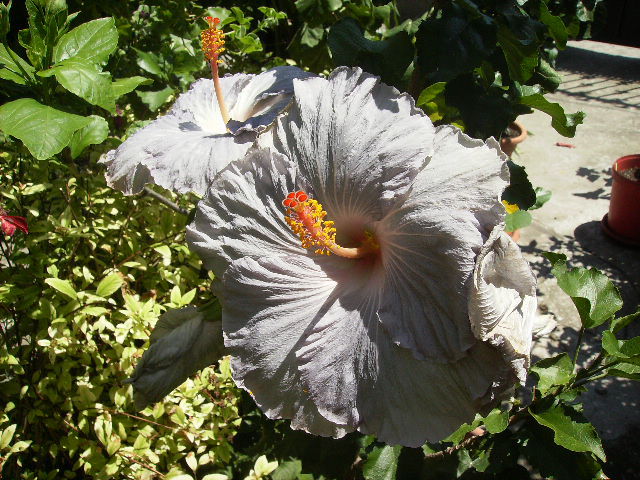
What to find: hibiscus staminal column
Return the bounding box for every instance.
[283,191,378,258]
[201,16,230,125]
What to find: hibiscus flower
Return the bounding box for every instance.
[185,67,537,447]
[102,17,313,196]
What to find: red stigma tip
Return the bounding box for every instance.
[295,191,308,202]
[283,198,298,208]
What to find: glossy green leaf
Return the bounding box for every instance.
[530,403,605,461]
[69,115,109,158]
[328,18,413,87]
[363,444,402,480]
[519,92,585,137]
[602,331,640,359]
[134,49,164,77]
[136,86,175,111]
[39,58,115,111]
[53,17,118,64]
[111,76,152,98]
[0,424,16,449]
[96,272,123,298]
[540,2,568,49]
[484,408,509,434]
[543,253,623,328]
[0,44,36,85]
[531,353,575,395]
[610,309,640,334]
[0,98,90,160]
[497,25,538,83]
[44,278,78,300]
[608,362,640,381]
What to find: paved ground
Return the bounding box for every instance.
[514,39,640,474]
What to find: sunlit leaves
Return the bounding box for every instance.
[95,272,124,298]
[530,403,605,461]
[0,98,90,160]
[69,115,109,159]
[519,90,586,137]
[362,444,402,480]
[543,252,623,328]
[0,44,36,85]
[53,17,118,64]
[531,353,575,395]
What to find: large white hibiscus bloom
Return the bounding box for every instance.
[101,66,314,196]
[186,67,536,447]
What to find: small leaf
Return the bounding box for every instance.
[0,98,90,160]
[111,76,152,98]
[362,444,402,480]
[530,403,605,461]
[272,459,302,480]
[531,353,575,395]
[136,86,175,112]
[69,115,109,158]
[0,44,36,85]
[502,160,536,210]
[0,424,17,449]
[53,17,118,64]
[505,210,532,232]
[95,272,123,298]
[543,253,623,328]
[602,331,640,359]
[530,187,552,210]
[45,278,78,300]
[483,408,509,434]
[134,49,164,76]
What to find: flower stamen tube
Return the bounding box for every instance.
[283,190,378,259]
[201,16,230,125]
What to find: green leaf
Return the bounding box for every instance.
[134,49,164,77]
[530,186,552,210]
[502,160,536,210]
[602,331,640,359]
[543,253,623,328]
[45,278,78,300]
[363,444,402,480]
[69,115,108,158]
[530,403,605,461]
[608,361,640,381]
[0,98,90,160]
[531,353,575,395]
[53,17,118,64]
[0,0,10,40]
[272,459,303,480]
[39,58,115,111]
[328,18,413,87]
[95,272,123,298]
[0,44,36,85]
[519,92,585,138]
[505,210,532,231]
[415,2,496,82]
[136,86,175,111]
[497,24,538,83]
[540,2,568,49]
[610,309,640,334]
[0,424,16,449]
[111,76,152,99]
[484,408,509,434]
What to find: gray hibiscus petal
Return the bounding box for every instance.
[102,68,311,196]
[257,66,435,223]
[468,226,537,384]
[187,147,309,274]
[221,253,514,446]
[372,124,510,361]
[129,306,225,409]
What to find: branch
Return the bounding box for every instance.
[142,187,189,216]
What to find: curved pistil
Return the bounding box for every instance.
[282,191,378,259]
[201,16,230,125]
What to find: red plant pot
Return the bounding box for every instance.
[602,154,640,246]
[500,121,527,157]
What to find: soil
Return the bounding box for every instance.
[619,166,640,181]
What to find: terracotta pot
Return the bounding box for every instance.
[500,121,527,157]
[602,154,640,246]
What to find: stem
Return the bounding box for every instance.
[210,59,230,125]
[573,327,585,368]
[142,187,188,216]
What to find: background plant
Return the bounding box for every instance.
[2,1,636,479]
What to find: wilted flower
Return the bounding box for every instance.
[1,208,28,236]
[102,17,313,196]
[185,67,537,447]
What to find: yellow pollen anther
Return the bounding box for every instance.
[282,191,378,259]
[201,16,230,126]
